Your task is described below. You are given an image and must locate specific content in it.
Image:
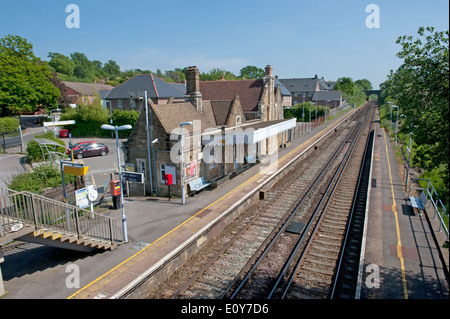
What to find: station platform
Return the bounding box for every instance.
[358,109,449,299]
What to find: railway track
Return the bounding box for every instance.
[147,102,375,299]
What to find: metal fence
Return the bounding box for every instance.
[0,188,123,246]
[408,178,449,241]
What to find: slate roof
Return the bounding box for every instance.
[275,78,292,96]
[279,77,330,93]
[200,80,263,113]
[105,74,186,99]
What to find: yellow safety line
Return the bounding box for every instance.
[383,129,408,299]
[67,114,352,299]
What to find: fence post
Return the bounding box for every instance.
[30,193,39,229]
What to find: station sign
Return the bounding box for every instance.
[122,171,144,183]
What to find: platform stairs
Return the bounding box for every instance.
[0,188,123,251]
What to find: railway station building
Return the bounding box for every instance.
[123,65,296,197]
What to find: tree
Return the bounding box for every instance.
[334,77,355,97]
[355,79,373,91]
[386,27,449,181]
[48,52,76,77]
[239,65,264,79]
[70,52,95,80]
[0,35,60,116]
[103,60,121,78]
[200,68,237,81]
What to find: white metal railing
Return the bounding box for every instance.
[408,178,449,241]
[0,188,123,245]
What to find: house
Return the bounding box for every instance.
[123,65,296,197]
[279,75,331,105]
[61,81,115,105]
[312,90,342,108]
[105,74,186,111]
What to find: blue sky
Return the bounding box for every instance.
[1,0,448,88]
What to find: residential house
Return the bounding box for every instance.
[105,74,186,111]
[62,81,115,106]
[312,90,342,108]
[279,75,331,105]
[123,66,296,197]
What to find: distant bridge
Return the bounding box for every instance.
[364,90,382,100]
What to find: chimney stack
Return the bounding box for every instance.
[185,66,203,111]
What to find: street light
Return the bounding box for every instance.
[387,102,393,130]
[391,105,399,147]
[180,121,193,205]
[309,102,314,133]
[325,100,330,123]
[101,124,132,243]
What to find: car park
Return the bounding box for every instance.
[71,143,109,159]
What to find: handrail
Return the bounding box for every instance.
[0,189,123,244]
[408,178,449,241]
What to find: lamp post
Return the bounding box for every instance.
[309,102,314,133]
[302,93,305,131]
[101,124,132,243]
[180,121,193,205]
[387,102,393,130]
[325,100,330,123]
[391,105,399,147]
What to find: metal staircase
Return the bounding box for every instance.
[0,189,123,251]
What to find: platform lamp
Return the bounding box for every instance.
[309,102,315,133]
[180,121,193,205]
[101,124,132,243]
[387,102,393,130]
[391,105,399,147]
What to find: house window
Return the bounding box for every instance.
[130,99,136,109]
[236,116,241,126]
[118,100,123,108]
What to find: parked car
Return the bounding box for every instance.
[71,143,109,159]
[66,141,96,155]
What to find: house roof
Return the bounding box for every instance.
[275,78,292,96]
[149,101,217,135]
[279,77,330,93]
[312,90,342,101]
[105,74,186,99]
[200,79,264,113]
[62,82,114,96]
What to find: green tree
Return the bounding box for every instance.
[200,68,237,81]
[355,79,373,91]
[70,52,95,80]
[334,77,355,97]
[386,27,449,186]
[239,65,264,79]
[103,60,121,77]
[48,52,76,77]
[0,35,60,116]
[0,117,19,133]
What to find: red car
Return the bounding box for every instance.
[66,141,96,155]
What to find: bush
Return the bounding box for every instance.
[112,109,139,138]
[27,131,67,162]
[0,117,20,133]
[60,98,109,137]
[8,163,77,194]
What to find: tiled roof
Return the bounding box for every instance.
[62,82,114,96]
[200,80,263,112]
[105,74,186,99]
